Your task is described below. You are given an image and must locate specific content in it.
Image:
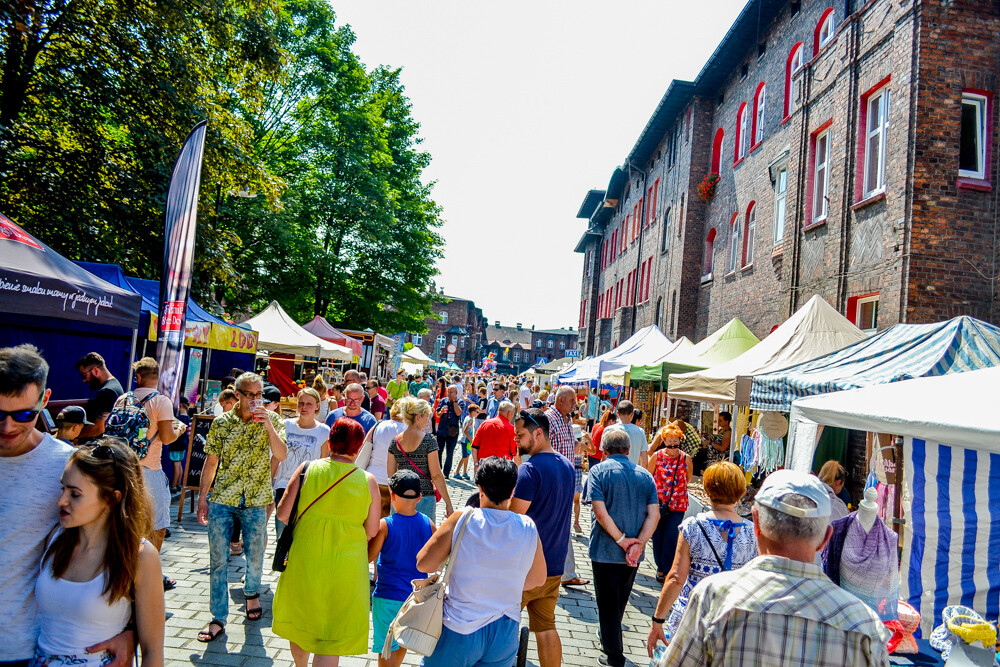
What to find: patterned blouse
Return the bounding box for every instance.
[654,452,689,510]
[205,408,287,507]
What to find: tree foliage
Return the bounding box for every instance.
[0,0,443,334]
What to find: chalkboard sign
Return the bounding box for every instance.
[177,414,214,520]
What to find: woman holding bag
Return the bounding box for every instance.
[416,457,546,667]
[387,397,453,522]
[272,418,381,666]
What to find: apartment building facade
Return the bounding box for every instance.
[576,0,1000,356]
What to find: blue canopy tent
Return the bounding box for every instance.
[556,325,673,387]
[749,316,1000,413]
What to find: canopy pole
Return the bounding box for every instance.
[201,348,213,412]
[892,434,904,539]
[127,328,138,392]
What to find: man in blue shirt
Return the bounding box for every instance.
[435,384,467,478]
[586,428,659,667]
[325,382,377,434]
[510,408,575,667]
[486,382,506,419]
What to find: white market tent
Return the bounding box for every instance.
[242,301,353,360]
[602,336,693,385]
[557,325,673,385]
[668,295,866,404]
[786,367,1000,634]
[401,346,433,366]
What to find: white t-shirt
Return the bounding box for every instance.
[119,387,174,471]
[0,434,74,659]
[273,419,330,490]
[367,420,406,485]
[518,386,532,409]
[605,422,649,466]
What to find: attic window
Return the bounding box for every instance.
[741,63,749,80]
[718,93,725,106]
[791,2,801,16]
[758,41,767,59]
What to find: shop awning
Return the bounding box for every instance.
[0,214,141,329]
[242,301,353,360]
[78,262,259,354]
[301,316,363,358]
[750,316,1000,412]
[668,295,866,405]
[557,325,673,385]
[604,336,694,385]
[629,318,759,384]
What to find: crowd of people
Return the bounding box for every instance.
[0,344,892,667]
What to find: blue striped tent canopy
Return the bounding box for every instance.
[750,316,1000,412]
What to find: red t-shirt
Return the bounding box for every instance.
[591,424,608,461]
[472,416,517,460]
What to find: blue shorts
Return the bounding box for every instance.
[421,616,518,667]
[371,595,405,653]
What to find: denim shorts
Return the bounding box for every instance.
[421,616,518,667]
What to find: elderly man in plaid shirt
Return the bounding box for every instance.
[544,386,589,588]
[659,469,889,667]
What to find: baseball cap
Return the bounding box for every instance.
[57,405,93,426]
[755,469,831,519]
[262,384,282,404]
[388,470,422,499]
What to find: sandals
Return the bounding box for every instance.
[656,573,666,584]
[197,620,225,643]
[561,577,590,587]
[230,542,243,556]
[246,593,262,621]
[163,575,177,591]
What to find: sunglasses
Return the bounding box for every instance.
[0,399,44,423]
[91,444,125,488]
[519,410,543,430]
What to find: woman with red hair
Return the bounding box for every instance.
[645,423,692,583]
[273,417,381,666]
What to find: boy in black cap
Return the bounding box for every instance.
[54,406,92,445]
[368,470,435,666]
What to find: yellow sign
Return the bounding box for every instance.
[148,315,258,354]
[148,316,211,347]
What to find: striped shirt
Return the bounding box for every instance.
[660,555,890,667]
[544,407,574,461]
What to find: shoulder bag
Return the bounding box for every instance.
[399,435,441,502]
[380,508,474,659]
[272,462,357,571]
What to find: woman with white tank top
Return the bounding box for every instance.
[32,439,164,666]
[416,457,546,667]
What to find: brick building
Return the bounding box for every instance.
[480,323,580,374]
[575,0,1000,358]
[408,291,487,368]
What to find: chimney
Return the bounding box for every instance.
[495,320,500,327]
[516,323,522,330]
[439,287,444,295]
[569,326,574,331]
[531,325,535,330]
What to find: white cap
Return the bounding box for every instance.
[755,469,831,519]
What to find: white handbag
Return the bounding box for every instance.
[380,508,474,659]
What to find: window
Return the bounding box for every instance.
[735,103,749,162]
[785,43,804,118]
[460,337,465,348]
[847,293,879,333]
[862,85,889,196]
[774,167,788,244]
[662,207,671,252]
[678,194,684,238]
[436,334,446,348]
[752,83,766,146]
[816,8,835,51]
[644,257,652,301]
[812,127,831,223]
[450,335,458,346]
[960,91,989,180]
[743,203,756,267]
[703,228,716,277]
[728,213,741,272]
[513,351,520,362]
[654,298,662,330]
[560,341,566,350]
[412,333,422,346]
[536,339,541,348]
[711,128,725,174]
[439,311,448,324]
[670,291,677,334]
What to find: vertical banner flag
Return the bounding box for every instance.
[156,121,208,407]
[391,333,406,374]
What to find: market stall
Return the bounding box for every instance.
[301,315,363,360]
[0,214,142,394]
[749,315,1000,412]
[337,328,395,380]
[786,367,1000,635]
[630,317,760,384]
[556,325,673,386]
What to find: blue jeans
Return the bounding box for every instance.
[421,616,518,667]
[208,500,267,622]
[438,434,459,477]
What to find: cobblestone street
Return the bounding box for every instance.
[161,477,661,666]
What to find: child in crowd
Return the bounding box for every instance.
[54,406,92,445]
[455,404,479,480]
[367,470,435,667]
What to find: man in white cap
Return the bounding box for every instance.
[660,469,890,667]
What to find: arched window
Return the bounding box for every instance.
[654,297,662,330]
[412,333,423,346]
[785,43,804,118]
[711,128,725,174]
[436,334,446,348]
[735,103,749,162]
[536,339,541,348]
[547,340,554,349]
[662,207,672,252]
[728,213,741,272]
[815,8,835,52]
[559,341,566,349]
[743,202,757,267]
[752,83,766,146]
[439,310,448,324]
[702,228,717,276]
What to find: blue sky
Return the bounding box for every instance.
[334,0,749,329]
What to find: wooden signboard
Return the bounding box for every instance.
[177,414,214,521]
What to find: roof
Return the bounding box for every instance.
[750,316,1000,412]
[484,323,533,347]
[576,190,606,218]
[604,166,628,207]
[692,0,788,95]
[573,228,602,253]
[241,302,353,360]
[444,326,468,335]
[301,316,363,357]
[625,80,696,168]
[668,295,867,404]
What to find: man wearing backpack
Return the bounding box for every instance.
[108,357,186,589]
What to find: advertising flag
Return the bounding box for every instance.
[156,121,208,406]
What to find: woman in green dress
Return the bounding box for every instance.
[274,417,381,666]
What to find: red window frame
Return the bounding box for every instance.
[742,201,757,267]
[703,228,716,276]
[854,75,892,202]
[644,258,652,301]
[651,178,659,225]
[814,8,835,54]
[734,102,748,165]
[783,42,804,121]
[751,82,766,150]
[805,118,834,229]
[958,88,994,190]
[846,292,879,326]
[711,128,725,174]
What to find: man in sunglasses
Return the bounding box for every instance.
[0,345,133,666]
[74,351,123,439]
[486,383,506,419]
